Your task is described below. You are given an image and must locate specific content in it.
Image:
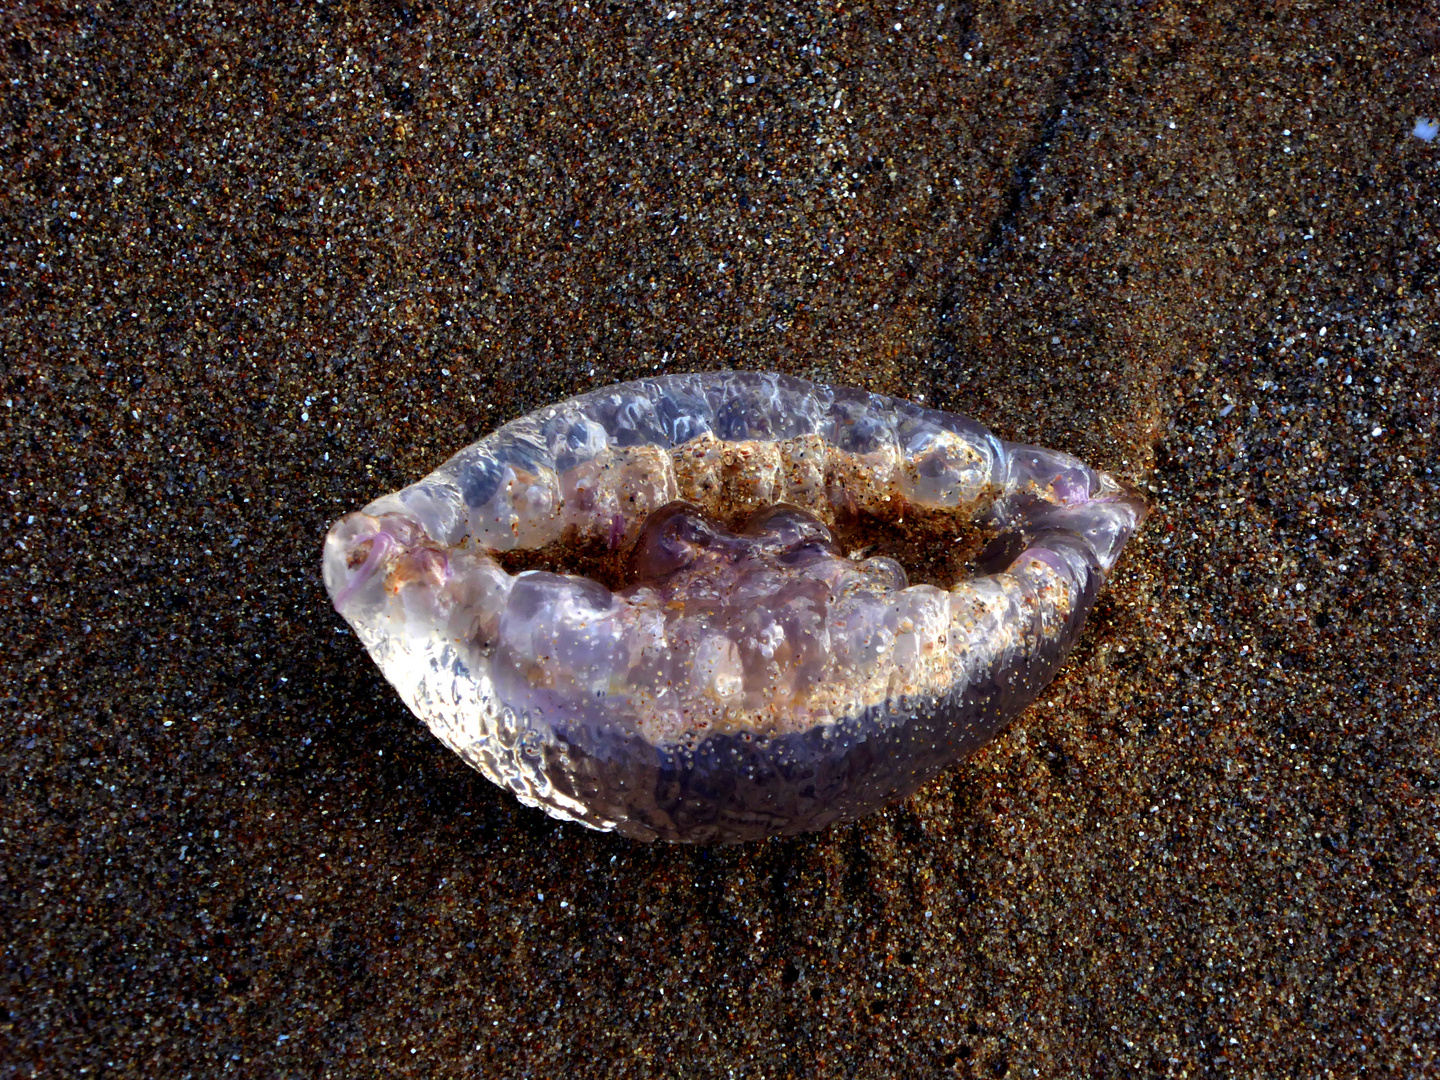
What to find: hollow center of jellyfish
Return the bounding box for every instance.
[627,500,895,588]
[495,494,987,597]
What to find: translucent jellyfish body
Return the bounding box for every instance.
[323,372,1147,842]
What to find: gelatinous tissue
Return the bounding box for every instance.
[322,372,1148,842]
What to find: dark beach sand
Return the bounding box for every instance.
[3,2,1436,1075]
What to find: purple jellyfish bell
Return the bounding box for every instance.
[323,372,1148,842]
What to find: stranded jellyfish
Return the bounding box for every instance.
[323,372,1147,842]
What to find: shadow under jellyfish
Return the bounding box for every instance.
[323,372,1148,842]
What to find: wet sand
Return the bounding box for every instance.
[2,2,1436,1075]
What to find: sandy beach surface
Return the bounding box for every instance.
[2,1,1436,1075]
